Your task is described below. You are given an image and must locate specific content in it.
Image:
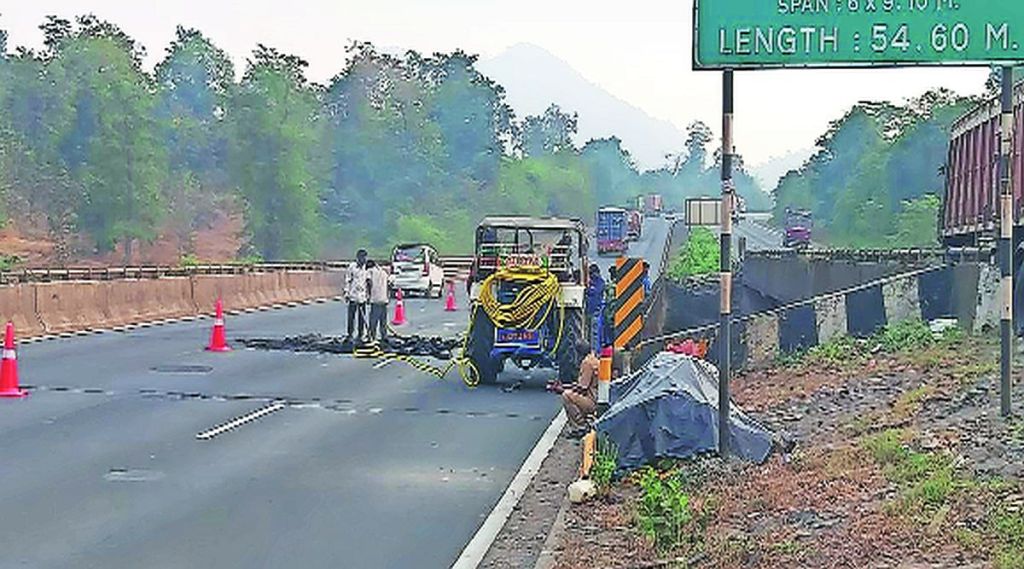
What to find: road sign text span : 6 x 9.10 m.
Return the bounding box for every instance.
[694,0,1024,69]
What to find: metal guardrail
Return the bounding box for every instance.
[747,247,994,263]
[0,257,477,285]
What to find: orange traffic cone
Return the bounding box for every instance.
[0,321,26,398]
[444,281,457,312]
[206,298,231,352]
[392,289,407,326]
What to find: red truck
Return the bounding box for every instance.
[627,210,643,241]
[643,194,663,217]
[942,83,1024,248]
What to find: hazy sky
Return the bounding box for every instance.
[2,0,990,166]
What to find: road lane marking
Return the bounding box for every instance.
[195,403,285,440]
[373,359,393,369]
[451,409,567,569]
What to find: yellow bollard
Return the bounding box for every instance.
[598,346,612,414]
[579,430,596,479]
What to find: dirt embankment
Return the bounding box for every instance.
[0,209,244,267]
[545,332,1024,568]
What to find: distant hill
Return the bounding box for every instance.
[477,43,686,171]
[750,148,815,193]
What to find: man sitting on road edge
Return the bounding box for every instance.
[549,342,599,438]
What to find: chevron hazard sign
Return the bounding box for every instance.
[613,257,647,349]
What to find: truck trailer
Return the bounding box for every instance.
[942,82,1024,248]
[596,207,629,255]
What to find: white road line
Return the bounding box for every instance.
[373,359,393,369]
[195,403,285,441]
[451,409,567,569]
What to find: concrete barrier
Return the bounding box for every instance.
[0,269,345,338]
[106,278,195,325]
[651,260,1000,372]
[36,281,111,333]
[0,286,42,337]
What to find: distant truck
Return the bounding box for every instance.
[627,210,643,241]
[783,208,813,249]
[596,207,629,255]
[643,194,664,217]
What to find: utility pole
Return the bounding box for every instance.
[999,66,1014,418]
[719,69,734,455]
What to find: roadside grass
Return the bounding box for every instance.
[591,436,618,493]
[776,320,971,373]
[863,428,1024,567]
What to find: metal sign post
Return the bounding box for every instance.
[1000,66,1014,418]
[718,70,734,457]
[694,0,1024,439]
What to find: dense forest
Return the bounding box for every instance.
[771,89,983,248]
[0,16,770,263]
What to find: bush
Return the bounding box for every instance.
[636,467,693,553]
[591,436,618,492]
[874,319,934,353]
[668,227,719,281]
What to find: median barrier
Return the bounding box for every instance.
[107,277,195,325]
[36,281,110,333]
[0,285,42,337]
[0,269,348,338]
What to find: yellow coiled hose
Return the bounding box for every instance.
[357,265,565,389]
[455,265,565,387]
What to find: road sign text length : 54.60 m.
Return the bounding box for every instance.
[694,0,1024,69]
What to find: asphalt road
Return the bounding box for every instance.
[0,221,672,569]
[734,215,784,252]
[590,216,672,277]
[0,297,559,569]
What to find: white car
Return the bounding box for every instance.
[390,243,445,298]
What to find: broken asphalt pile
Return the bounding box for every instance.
[238,333,462,360]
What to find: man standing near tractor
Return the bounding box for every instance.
[344,249,370,343]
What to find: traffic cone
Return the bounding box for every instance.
[444,280,457,312]
[0,322,26,398]
[392,289,407,326]
[206,298,231,352]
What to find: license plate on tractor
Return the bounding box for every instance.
[496,328,540,346]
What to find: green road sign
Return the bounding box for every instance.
[694,0,1024,70]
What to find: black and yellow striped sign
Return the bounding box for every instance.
[614,257,646,349]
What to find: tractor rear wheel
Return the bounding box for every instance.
[466,307,497,385]
[557,308,585,384]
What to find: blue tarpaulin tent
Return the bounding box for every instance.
[596,352,774,470]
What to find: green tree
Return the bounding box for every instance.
[45,16,165,259]
[155,26,236,255]
[521,104,577,157]
[230,44,324,259]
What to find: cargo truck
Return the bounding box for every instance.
[942,83,1024,249]
[627,210,643,241]
[643,194,663,217]
[942,83,1024,330]
[596,207,629,255]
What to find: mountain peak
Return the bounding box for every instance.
[478,45,685,170]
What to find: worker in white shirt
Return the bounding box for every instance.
[344,249,370,343]
[366,259,390,343]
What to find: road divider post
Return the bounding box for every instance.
[0,322,26,398]
[392,289,407,326]
[205,298,231,353]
